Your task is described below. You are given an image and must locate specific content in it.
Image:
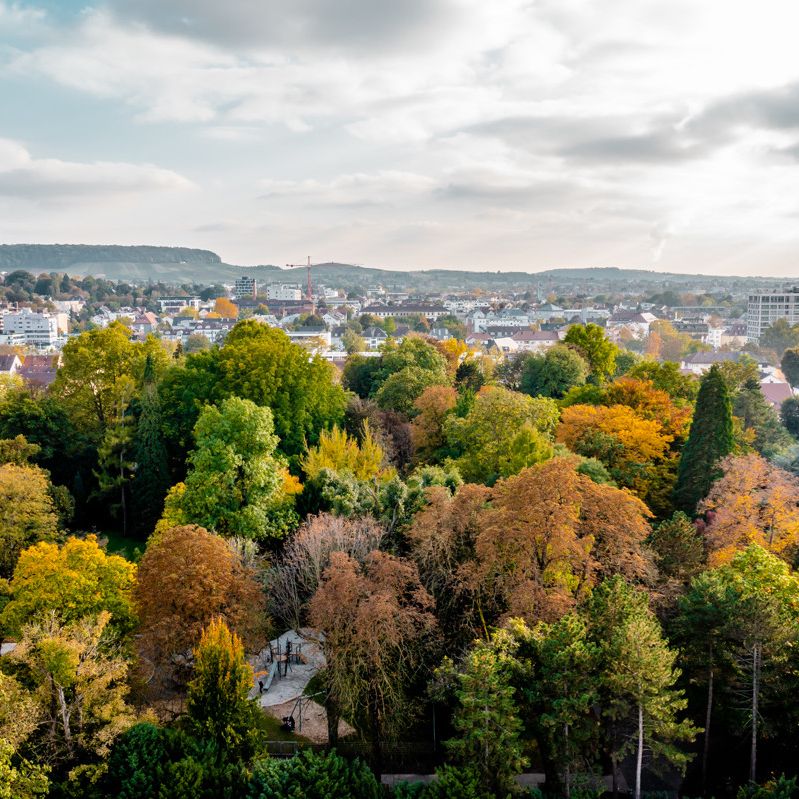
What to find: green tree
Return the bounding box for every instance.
[54,322,167,438]
[626,360,699,404]
[673,569,739,793]
[159,321,346,461]
[167,397,294,540]
[186,618,259,762]
[564,323,618,383]
[674,365,735,513]
[342,328,366,354]
[342,355,383,399]
[760,319,799,358]
[375,366,450,415]
[648,511,705,584]
[781,397,799,438]
[734,378,793,458]
[0,740,48,799]
[444,386,558,485]
[780,348,799,387]
[132,359,171,536]
[587,577,698,799]
[519,345,589,399]
[518,614,600,796]
[247,749,380,799]
[710,546,799,783]
[444,637,528,796]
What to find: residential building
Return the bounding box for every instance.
[746,287,799,342]
[234,275,257,298]
[2,308,60,348]
[362,326,389,349]
[18,354,59,388]
[158,296,201,314]
[510,329,561,353]
[267,284,303,301]
[0,354,22,376]
[360,303,448,321]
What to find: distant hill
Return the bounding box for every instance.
[0,244,789,292]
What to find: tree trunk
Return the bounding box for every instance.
[119,449,127,538]
[369,696,382,780]
[56,684,73,758]
[564,722,571,799]
[325,697,339,749]
[750,642,760,784]
[635,702,644,799]
[612,753,618,799]
[702,644,714,796]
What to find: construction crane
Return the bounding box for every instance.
[285,256,316,313]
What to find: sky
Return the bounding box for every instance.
[2,1,799,275]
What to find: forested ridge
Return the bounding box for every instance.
[3,320,799,799]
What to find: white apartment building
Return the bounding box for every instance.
[747,288,799,342]
[158,296,202,314]
[2,308,60,347]
[234,275,257,298]
[267,284,303,301]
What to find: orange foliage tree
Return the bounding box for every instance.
[136,524,267,694]
[409,385,458,464]
[308,550,438,768]
[408,458,653,644]
[213,297,239,318]
[557,403,673,511]
[699,454,799,565]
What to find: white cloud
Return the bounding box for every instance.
[0,138,193,200]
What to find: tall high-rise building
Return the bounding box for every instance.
[235,275,257,298]
[746,287,799,342]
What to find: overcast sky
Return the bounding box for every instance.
[3,1,799,275]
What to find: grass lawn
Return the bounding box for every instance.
[96,530,143,561]
[255,709,312,743]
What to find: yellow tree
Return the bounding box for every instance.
[557,404,672,506]
[301,423,389,481]
[0,536,137,637]
[9,611,139,766]
[409,385,458,464]
[0,462,59,578]
[700,454,799,565]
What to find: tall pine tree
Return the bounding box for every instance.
[132,355,171,537]
[674,365,734,514]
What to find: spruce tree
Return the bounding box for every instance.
[674,365,734,513]
[132,357,171,536]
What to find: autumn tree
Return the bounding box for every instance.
[407,483,492,648]
[268,513,385,631]
[471,458,654,625]
[409,385,457,464]
[136,525,267,692]
[0,462,59,578]
[699,454,799,565]
[444,386,558,485]
[674,365,735,514]
[308,551,438,774]
[759,318,799,358]
[165,397,296,540]
[557,403,672,507]
[213,297,238,318]
[186,618,259,761]
[9,611,139,767]
[648,511,705,585]
[0,536,136,638]
[564,323,618,382]
[302,424,387,482]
